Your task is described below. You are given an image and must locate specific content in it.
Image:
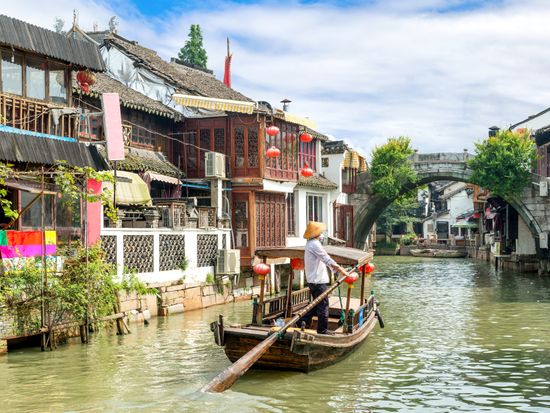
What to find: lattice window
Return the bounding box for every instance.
[234,198,249,248]
[101,235,117,264]
[123,235,154,273]
[235,127,245,168]
[197,234,219,267]
[286,193,296,236]
[256,193,286,248]
[159,234,185,271]
[200,129,211,173]
[214,128,225,153]
[248,126,258,167]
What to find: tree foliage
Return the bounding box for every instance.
[376,191,420,240]
[178,24,208,69]
[469,130,536,198]
[370,136,418,199]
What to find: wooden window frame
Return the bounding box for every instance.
[0,48,70,105]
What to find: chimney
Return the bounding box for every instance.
[281,99,291,112]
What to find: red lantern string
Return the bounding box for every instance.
[266,125,279,136]
[253,263,270,276]
[266,146,281,158]
[299,133,313,143]
[300,163,314,177]
[290,258,304,270]
[344,271,359,285]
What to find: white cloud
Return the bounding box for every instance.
[5,0,550,157]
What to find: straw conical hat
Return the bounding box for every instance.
[303,221,326,239]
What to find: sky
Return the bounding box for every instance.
[4,0,550,157]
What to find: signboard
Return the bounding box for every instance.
[101,93,125,161]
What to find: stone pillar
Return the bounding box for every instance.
[143,209,160,228]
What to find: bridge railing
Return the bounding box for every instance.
[409,151,473,164]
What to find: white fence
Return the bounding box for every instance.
[100,227,232,284]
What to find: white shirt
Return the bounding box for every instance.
[304,238,337,284]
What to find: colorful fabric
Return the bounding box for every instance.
[0,245,56,258]
[0,230,7,246]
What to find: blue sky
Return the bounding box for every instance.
[4,0,550,157]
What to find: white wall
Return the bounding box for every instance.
[100,227,231,284]
[293,187,335,241]
[516,217,537,255]
[321,152,345,193]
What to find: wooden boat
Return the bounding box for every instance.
[411,248,467,258]
[210,246,382,372]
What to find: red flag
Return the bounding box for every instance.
[223,53,232,88]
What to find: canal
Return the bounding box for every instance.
[2,257,550,412]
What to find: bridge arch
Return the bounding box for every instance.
[353,152,543,250]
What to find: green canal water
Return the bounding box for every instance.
[2,256,550,412]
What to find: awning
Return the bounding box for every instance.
[143,171,181,186]
[103,171,152,206]
[279,111,318,130]
[172,94,256,114]
[342,150,367,171]
[452,222,478,229]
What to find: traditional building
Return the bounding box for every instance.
[0,15,105,243]
[321,140,368,247]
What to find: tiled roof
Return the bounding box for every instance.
[113,147,182,178]
[322,140,348,155]
[296,174,338,190]
[0,126,107,169]
[0,15,104,70]
[73,72,181,119]
[88,32,252,102]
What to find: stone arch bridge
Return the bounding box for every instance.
[351,152,550,254]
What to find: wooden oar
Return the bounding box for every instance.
[201,267,355,393]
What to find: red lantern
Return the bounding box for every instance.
[344,271,359,285]
[290,258,304,270]
[360,262,375,274]
[299,133,313,143]
[253,263,270,276]
[266,146,281,158]
[300,163,314,177]
[266,125,280,136]
[76,70,96,93]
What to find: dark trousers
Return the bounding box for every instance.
[299,283,329,334]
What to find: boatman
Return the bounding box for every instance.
[299,221,345,335]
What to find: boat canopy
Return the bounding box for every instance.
[255,246,373,266]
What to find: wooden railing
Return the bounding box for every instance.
[262,287,310,320]
[0,93,78,139]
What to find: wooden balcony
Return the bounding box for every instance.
[0,93,78,139]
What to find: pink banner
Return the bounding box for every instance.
[87,178,102,246]
[101,93,125,161]
[0,245,56,258]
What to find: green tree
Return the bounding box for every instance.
[469,130,536,198]
[178,24,208,69]
[376,191,420,241]
[370,136,418,199]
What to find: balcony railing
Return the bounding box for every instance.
[0,93,78,139]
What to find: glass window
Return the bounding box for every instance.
[1,52,23,95]
[49,66,67,103]
[26,58,46,100]
[307,194,323,222]
[20,191,54,229]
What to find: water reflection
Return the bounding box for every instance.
[1,257,550,412]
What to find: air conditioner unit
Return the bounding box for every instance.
[216,249,240,275]
[205,151,226,178]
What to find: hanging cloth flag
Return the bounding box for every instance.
[223,37,232,88]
